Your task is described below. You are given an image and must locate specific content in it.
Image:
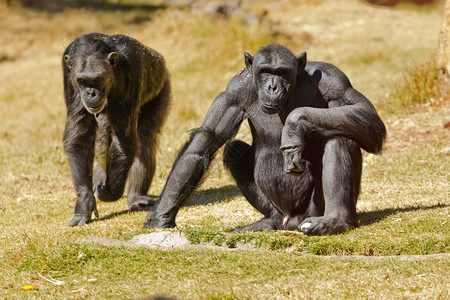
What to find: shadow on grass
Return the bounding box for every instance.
[91,187,446,229]
[184,185,242,206]
[91,185,242,223]
[91,195,158,223]
[358,202,448,227]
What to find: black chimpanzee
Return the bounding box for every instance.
[63,33,171,226]
[146,43,386,235]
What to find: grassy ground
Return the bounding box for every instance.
[0,0,448,299]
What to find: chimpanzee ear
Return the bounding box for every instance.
[64,55,72,70]
[296,51,307,72]
[244,52,254,72]
[108,52,119,68]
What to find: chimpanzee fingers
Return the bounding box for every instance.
[67,215,90,227]
[68,195,98,226]
[282,148,308,176]
[282,148,300,173]
[143,216,176,229]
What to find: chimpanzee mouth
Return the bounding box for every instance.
[85,102,105,115]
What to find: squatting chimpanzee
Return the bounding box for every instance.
[63,33,171,226]
[146,43,386,235]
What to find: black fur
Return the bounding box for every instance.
[146,43,385,235]
[63,33,171,226]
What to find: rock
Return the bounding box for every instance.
[131,232,191,248]
[78,232,191,249]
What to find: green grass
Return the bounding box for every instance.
[0,0,449,299]
[3,245,450,298]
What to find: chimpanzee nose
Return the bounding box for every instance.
[267,83,278,93]
[87,88,97,97]
[267,77,279,93]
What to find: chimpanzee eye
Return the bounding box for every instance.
[94,78,103,86]
[275,69,289,77]
[77,79,87,87]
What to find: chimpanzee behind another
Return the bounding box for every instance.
[147,43,386,235]
[63,33,171,226]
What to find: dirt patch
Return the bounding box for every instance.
[383,103,450,154]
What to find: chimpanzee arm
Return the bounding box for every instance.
[64,110,99,226]
[281,85,386,175]
[282,86,386,155]
[147,91,246,228]
[95,110,139,201]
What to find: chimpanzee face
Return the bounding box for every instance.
[245,44,306,114]
[64,52,119,115]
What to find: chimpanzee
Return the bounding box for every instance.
[146,43,386,235]
[63,33,171,226]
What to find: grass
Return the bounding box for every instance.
[383,57,443,113]
[0,0,449,299]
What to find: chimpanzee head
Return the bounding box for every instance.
[64,37,119,115]
[245,44,306,114]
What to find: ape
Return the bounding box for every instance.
[146,43,386,235]
[63,33,171,226]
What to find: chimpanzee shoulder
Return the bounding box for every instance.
[303,61,353,103]
[225,68,256,104]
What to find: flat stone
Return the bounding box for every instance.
[131,232,190,248]
[78,231,191,249]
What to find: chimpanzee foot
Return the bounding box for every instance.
[282,214,309,230]
[233,217,277,232]
[298,216,355,235]
[128,195,156,212]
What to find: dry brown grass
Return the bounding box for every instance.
[0,0,448,299]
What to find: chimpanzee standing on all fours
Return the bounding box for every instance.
[62,33,171,226]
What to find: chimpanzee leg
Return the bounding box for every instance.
[299,137,362,235]
[95,141,133,202]
[127,82,171,210]
[223,140,281,231]
[126,133,156,210]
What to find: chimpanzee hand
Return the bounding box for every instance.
[280,112,310,176]
[144,209,176,229]
[281,147,310,176]
[67,193,99,226]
